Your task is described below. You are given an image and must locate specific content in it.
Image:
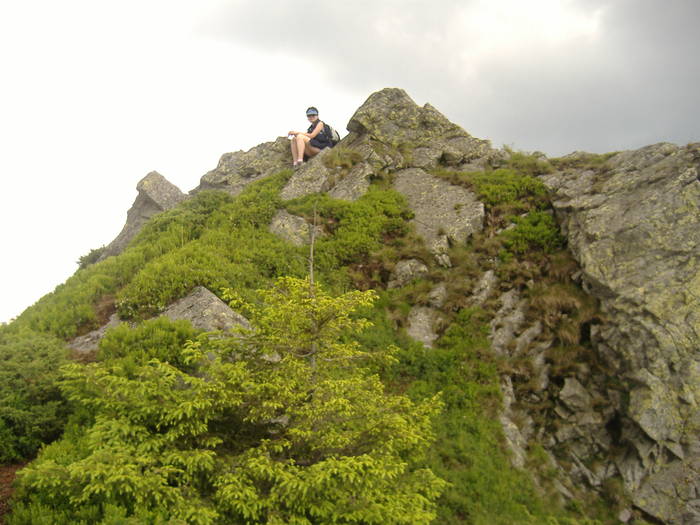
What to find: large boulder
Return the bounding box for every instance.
[195,137,291,195]
[269,210,325,246]
[160,286,250,332]
[346,87,496,171]
[99,172,186,261]
[542,142,700,524]
[406,306,442,348]
[393,168,485,265]
[387,259,429,289]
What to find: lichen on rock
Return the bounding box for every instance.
[269,210,325,246]
[196,136,291,195]
[543,141,700,524]
[393,168,484,265]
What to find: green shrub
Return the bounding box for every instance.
[501,211,565,255]
[0,329,70,464]
[14,191,235,338]
[431,168,549,214]
[98,317,201,368]
[76,246,106,270]
[286,187,412,271]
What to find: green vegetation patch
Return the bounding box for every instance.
[10,279,444,525]
[0,328,70,464]
[500,211,565,256]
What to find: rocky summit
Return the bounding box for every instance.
[5,88,699,525]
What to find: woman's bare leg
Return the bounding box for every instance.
[290,139,299,164]
[295,135,308,162]
[295,135,312,163]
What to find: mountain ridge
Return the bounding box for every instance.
[2,87,698,525]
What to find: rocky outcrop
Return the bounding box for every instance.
[281,88,501,202]
[269,210,325,246]
[99,172,186,261]
[393,168,485,266]
[69,287,249,354]
[69,313,123,354]
[346,87,498,171]
[280,135,375,202]
[160,286,250,332]
[387,259,429,289]
[406,306,441,348]
[542,142,700,524]
[195,137,291,195]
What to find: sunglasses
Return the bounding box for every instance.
[306,114,318,118]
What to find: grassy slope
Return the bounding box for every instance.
[3,159,618,523]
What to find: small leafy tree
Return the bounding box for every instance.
[12,278,444,524]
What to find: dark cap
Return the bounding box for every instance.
[306,107,319,116]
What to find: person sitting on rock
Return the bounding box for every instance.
[288,107,332,167]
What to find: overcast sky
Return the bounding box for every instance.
[1,0,698,323]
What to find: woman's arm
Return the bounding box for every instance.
[306,122,324,139]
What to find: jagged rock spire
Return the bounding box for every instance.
[99,171,185,261]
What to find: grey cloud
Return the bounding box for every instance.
[204,0,699,155]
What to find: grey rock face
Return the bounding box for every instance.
[99,172,186,261]
[160,286,250,332]
[346,88,496,171]
[196,137,291,195]
[468,270,498,306]
[393,168,485,264]
[69,313,122,354]
[406,306,441,348]
[327,161,373,201]
[499,376,529,469]
[387,259,429,289]
[269,210,324,246]
[427,283,448,308]
[280,148,335,200]
[559,378,593,412]
[542,142,700,524]
[489,290,527,356]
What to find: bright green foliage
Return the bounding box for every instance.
[115,173,306,319]
[6,157,617,523]
[97,317,200,368]
[501,211,565,255]
[11,278,445,524]
[285,187,412,270]
[469,169,549,209]
[431,168,549,213]
[0,328,69,463]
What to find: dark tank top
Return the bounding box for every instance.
[308,120,331,148]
